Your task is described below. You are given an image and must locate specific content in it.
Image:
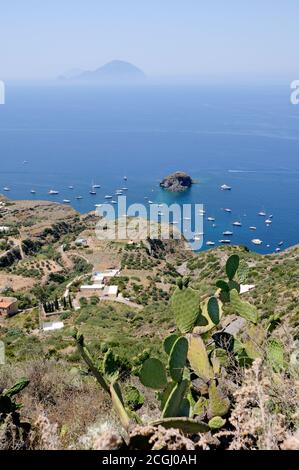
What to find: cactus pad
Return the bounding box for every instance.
[151,417,209,434]
[187,334,213,381]
[226,254,240,280]
[207,296,221,325]
[208,416,226,430]
[230,289,258,324]
[162,379,188,418]
[110,382,131,430]
[267,338,284,371]
[139,358,168,390]
[163,334,179,355]
[169,336,188,382]
[171,285,200,333]
[207,380,230,419]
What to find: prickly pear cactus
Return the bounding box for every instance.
[207,296,221,325]
[110,382,131,430]
[103,349,120,382]
[151,417,209,434]
[163,334,179,355]
[162,379,189,418]
[139,358,168,390]
[230,289,258,324]
[267,338,284,371]
[208,416,226,430]
[226,254,240,280]
[171,282,200,334]
[207,380,230,419]
[168,336,188,382]
[187,334,214,381]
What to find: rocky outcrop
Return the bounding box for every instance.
[160,172,193,192]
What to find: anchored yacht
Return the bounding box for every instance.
[221,184,232,190]
[252,239,263,245]
[49,189,59,195]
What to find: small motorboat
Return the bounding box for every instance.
[76,196,83,200]
[68,185,74,190]
[148,200,154,204]
[207,217,215,222]
[221,184,232,190]
[223,231,233,236]
[3,187,10,192]
[224,208,232,213]
[232,221,242,227]
[49,189,59,195]
[219,239,231,244]
[206,241,215,246]
[89,190,97,195]
[63,199,71,204]
[276,248,281,252]
[258,211,266,217]
[121,187,128,191]
[105,195,113,199]
[251,239,263,245]
[30,189,36,194]
[250,226,257,231]
[278,241,284,246]
[265,219,272,225]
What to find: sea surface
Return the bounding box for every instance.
[0,82,299,254]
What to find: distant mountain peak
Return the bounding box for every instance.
[60,60,146,83]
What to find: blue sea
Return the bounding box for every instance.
[0,82,299,254]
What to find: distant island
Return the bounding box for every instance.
[59,60,146,83]
[160,171,194,192]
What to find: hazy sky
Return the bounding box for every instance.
[1,0,299,81]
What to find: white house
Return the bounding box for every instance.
[42,321,64,332]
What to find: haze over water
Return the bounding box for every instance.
[0,83,298,254]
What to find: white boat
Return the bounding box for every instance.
[219,239,231,244]
[250,226,257,230]
[148,200,154,204]
[93,184,101,189]
[224,208,232,213]
[232,221,242,227]
[265,219,272,224]
[221,184,232,191]
[121,187,128,191]
[3,187,10,192]
[30,189,36,194]
[258,211,266,216]
[95,204,102,207]
[105,195,113,199]
[123,176,127,181]
[252,239,263,245]
[223,231,233,236]
[269,214,273,219]
[89,190,96,195]
[111,200,117,204]
[206,241,215,246]
[76,196,83,200]
[115,190,123,195]
[278,241,284,246]
[207,217,215,222]
[63,199,71,204]
[68,185,74,190]
[49,189,59,195]
[276,248,281,252]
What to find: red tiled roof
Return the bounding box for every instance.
[0,297,17,309]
